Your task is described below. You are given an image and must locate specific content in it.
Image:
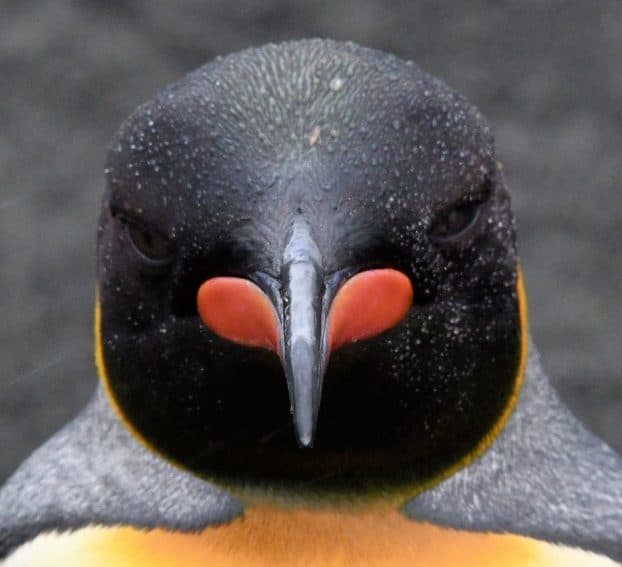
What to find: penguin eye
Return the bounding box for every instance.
[429,201,482,242]
[125,220,174,264]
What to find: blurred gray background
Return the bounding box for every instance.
[1,1,620,482]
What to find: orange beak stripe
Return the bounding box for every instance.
[197,277,279,353]
[327,269,413,354]
[197,269,412,357]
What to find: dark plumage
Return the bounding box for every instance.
[1,39,620,564]
[97,38,520,495]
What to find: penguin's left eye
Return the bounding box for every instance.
[125,221,174,264]
[429,201,482,242]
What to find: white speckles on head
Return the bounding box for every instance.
[308,126,321,147]
[329,76,344,92]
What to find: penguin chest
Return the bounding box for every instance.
[4,506,616,567]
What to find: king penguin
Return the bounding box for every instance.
[0,39,620,566]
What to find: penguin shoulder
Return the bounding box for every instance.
[405,342,622,561]
[0,388,241,559]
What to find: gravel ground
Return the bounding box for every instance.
[1,0,620,482]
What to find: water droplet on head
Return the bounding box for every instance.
[329,77,344,91]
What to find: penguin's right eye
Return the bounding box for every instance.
[117,216,174,265]
[126,223,173,263]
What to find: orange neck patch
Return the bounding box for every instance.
[5,506,616,567]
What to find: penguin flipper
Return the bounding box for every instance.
[404,343,622,562]
[0,387,243,559]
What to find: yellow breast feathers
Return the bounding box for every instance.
[4,505,617,566]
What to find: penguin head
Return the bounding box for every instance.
[97,40,526,500]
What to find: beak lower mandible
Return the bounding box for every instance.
[281,219,326,448]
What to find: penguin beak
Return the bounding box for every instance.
[195,221,327,447]
[280,253,326,447]
[197,226,413,448]
[279,219,327,447]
